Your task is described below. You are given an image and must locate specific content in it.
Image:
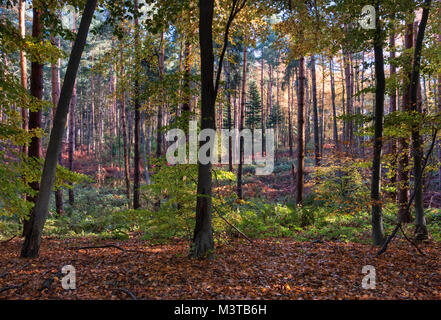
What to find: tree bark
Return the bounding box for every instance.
[23,5,43,237]
[329,58,339,149]
[51,34,63,215]
[133,0,141,209]
[296,57,305,205]
[398,20,413,224]
[191,0,217,258]
[21,0,97,258]
[310,55,320,165]
[371,3,385,246]
[120,41,131,204]
[237,42,247,200]
[410,0,432,240]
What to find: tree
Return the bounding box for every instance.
[133,0,141,210]
[410,0,432,240]
[23,2,44,238]
[297,56,305,205]
[371,1,385,246]
[245,81,261,130]
[191,0,246,258]
[310,55,320,165]
[21,0,98,258]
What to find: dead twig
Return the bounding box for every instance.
[0,281,29,294]
[70,244,144,254]
[110,288,138,300]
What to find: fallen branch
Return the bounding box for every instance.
[0,235,16,244]
[212,204,253,243]
[377,128,438,257]
[70,244,144,254]
[0,281,28,294]
[111,288,138,300]
[71,244,127,251]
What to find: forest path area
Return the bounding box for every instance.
[1,237,440,299]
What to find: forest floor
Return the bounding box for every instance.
[1,236,440,300]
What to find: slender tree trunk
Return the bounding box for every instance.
[438,35,441,190]
[120,41,131,204]
[296,57,305,205]
[329,58,339,149]
[133,0,141,209]
[237,42,247,200]
[51,34,63,215]
[371,4,385,246]
[311,55,320,165]
[23,6,43,237]
[288,73,293,157]
[343,50,353,150]
[19,0,28,156]
[410,0,432,240]
[398,20,413,224]
[156,31,165,158]
[21,0,97,258]
[261,54,266,154]
[68,11,77,206]
[225,58,233,171]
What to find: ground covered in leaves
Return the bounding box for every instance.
[1,237,440,300]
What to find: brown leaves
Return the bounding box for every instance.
[0,237,440,300]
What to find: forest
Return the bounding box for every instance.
[0,0,441,301]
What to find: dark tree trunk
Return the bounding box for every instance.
[310,55,320,165]
[410,0,432,240]
[190,0,217,258]
[398,20,413,224]
[51,34,63,215]
[343,51,353,150]
[288,73,293,157]
[19,0,27,156]
[68,12,77,206]
[371,4,385,246]
[23,6,43,237]
[133,0,141,210]
[225,58,233,172]
[296,57,305,205]
[237,42,247,200]
[329,58,339,149]
[260,54,266,155]
[120,41,131,204]
[21,0,97,258]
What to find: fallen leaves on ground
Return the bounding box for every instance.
[0,237,440,300]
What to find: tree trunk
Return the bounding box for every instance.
[371,5,385,246]
[133,0,141,209]
[410,0,432,240]
[120,41,131,204]
[225,58,233,171]
[21,0,97,258]
[310,55,320,165]
[388,32,397,200]
[19,0,28,156]
[398,20,413,224]
[329,58,339,149]
[296,57,305,205]
[51,34,63,215]
[191,0,218,258]
[23,6,43,237]
[237,42,247,200]
[288,73,293,157]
